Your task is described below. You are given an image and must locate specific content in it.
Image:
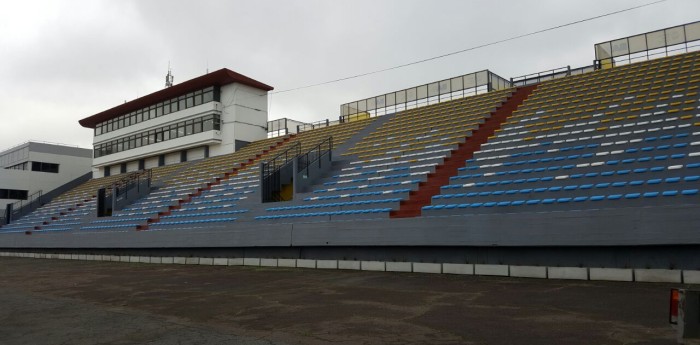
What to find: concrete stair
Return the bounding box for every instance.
[390,85,537,218]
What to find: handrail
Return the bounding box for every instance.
[262,141,301,178]
[106,169,152,197]
[298,136,332,174]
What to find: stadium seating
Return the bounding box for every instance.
[255,89,515,221]
[422,51,700,216]
[3,50,699,234]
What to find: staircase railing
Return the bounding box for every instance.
[5,190,43,224]
[298,136,332,176]
[98,169,152,216]
[261,141,301,202]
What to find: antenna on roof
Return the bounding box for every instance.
[165,61,174,88]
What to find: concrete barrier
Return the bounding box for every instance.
[260,258,278,267]
[173,257,187,265]
[683,270,700,284]
[413,263,441,274]
[185,257,200,265]
[138,256,150,264]
[199,258,214,266]
[510,266,547,279]
[386,262,412,273]
[317,260,338,269]
[160,257,174,264]
[243,258,260,266]
[475,264,509,276]
[361,261,385,271]
[277,259,296,268]
[338,260,361,270]
[547,267,588,280]
[589,268,633,282]
[634,269,682,283]
[297,259,316,269]
[442,263,474,275]
[228,258,244,266]
[212,258,228,266]
[150,257,162,264]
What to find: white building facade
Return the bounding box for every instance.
[79,69,272,177]
[0,142,93,214]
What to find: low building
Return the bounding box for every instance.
[0,141,92,216]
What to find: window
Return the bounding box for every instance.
[93,114,221,158]
[93,86,221,136]
[0,188,29,200]
[31,161,59,173]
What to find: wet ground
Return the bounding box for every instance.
[0,257,686,345]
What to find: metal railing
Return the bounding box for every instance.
[261,141,301,203]
[7,190,44,223]
[109,169,152,199]
[594,41,700,70]
[298,136,332,175]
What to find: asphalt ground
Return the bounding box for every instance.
[0,257,690,345]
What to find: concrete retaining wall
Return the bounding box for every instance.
[0,252,695,284]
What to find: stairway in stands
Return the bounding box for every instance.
[390,84,537,218]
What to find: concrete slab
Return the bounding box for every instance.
[212,258,228,266]
[683,270,700,284]
[199,258,214,266]
[173,257,187,265]
[71,254,80,260]
[58,254,69,260]
[475,264,509,276]
[86,255,95,261]
[129,256,139,263]
[385,262,411,273]
[510,266,548,279]
[338,260,361,270]
[138,256,150,264]
[413,263,441,274]
[317,260,338,270]
[634,269,682,283]
[277,259,296,268]
[78,254,87,261]
[185,257,200,265]
[547,267,588,280]
[296,259,316,269]
[119,256,131,263]
[149,257,162,264]
[442,263,474,275]
[228,258,244,266]
[260,258,278,267]
[590,268,633,282]
[361,261,385,272]
[161,257,174,264]
[243,258,260,266]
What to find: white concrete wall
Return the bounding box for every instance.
[1,150,92,210]
[187,147,206,161]
[211,83,268,157]
[126,161,139,172]
[144,157,159,169]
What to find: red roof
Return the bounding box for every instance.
[79,68,273,128]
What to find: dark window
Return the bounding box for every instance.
[31,162,59,173]
[0,189,29,200]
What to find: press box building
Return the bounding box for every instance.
[79,69,273,177]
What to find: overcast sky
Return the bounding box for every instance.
[1,0,698,151]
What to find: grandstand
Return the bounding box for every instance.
[1,21,700,283]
